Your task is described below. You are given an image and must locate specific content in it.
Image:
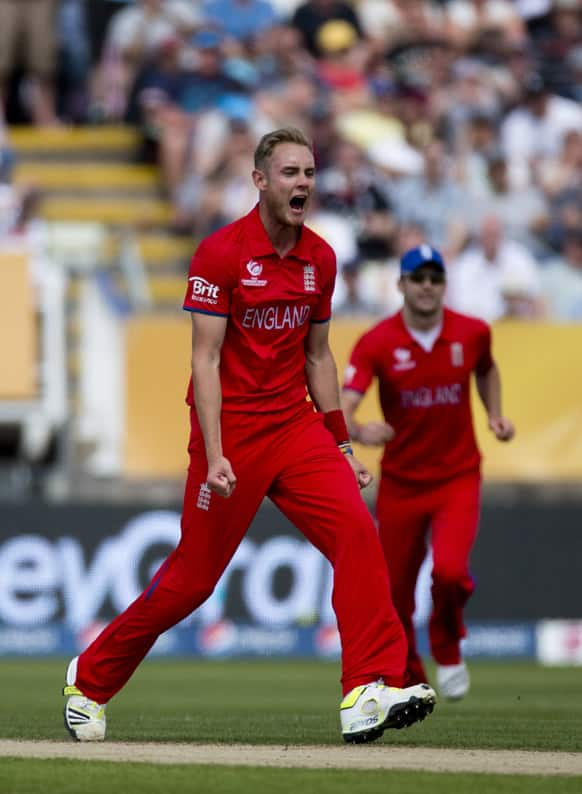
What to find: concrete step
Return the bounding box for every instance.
[39,196,173,226]
[105,232,195,269]
[7,125,141,157]
[14,162,160,193]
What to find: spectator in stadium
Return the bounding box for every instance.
[535,0,582,99]
[445,0,526,51]
[174,110,257,234]
[537,128,582,199]
[307,190,358,271]
[333,258,384,317]
[254,23,315,91]
[541,228,582,321]
[0,0,60,126]
[313,19,370,109]
[62,126,437,745]
[454,110,499,197]
[566,44,582,102]
[501,39,537,102]
[501,71,582,189]
[136,29,252,198]
[545,182,582,253]
[307,97,341,170]
[393,79,436,152]
[467,150,549,259]
[317,137,397,264]
[446,214,544,322]
[291,0,364,58]
[255,72,319,133]
[57,0,92,122]
[342,243,515,700]
[202,0,279,44]
[332,73,407,155]
[439,59,501,156]
[358,0,446,52]
[94,0,200,120]
[390,139,471,261]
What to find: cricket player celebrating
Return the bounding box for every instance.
[63,128,436,743]
[342,245,515,700]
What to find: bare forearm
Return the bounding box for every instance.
[192,357,223,463]
[341,389,363,438]
[476,363,515,441]
[476,364,502,419]
[305,350,342,413]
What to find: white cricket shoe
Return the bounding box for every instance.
[436,662,470,701]
[340,681,436,744]
[63,656,106,741]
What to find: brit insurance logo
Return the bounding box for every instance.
[241,259,267,287]
[189,276,220,305]
[393,347,416,371]
[303,264,316,292]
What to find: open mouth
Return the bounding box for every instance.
[289,195,307,212]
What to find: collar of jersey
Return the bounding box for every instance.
[244,205,313,262]
[397,308,454,345]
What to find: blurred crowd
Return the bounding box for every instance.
[0,0,581,322]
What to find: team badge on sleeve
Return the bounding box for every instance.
[344,364,356,384]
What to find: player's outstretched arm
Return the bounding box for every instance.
[191,312,237,497]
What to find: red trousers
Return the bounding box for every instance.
[376,470,480,685]
[76,404,407,702]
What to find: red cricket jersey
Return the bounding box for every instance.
[343,308,494,483]
[183,206,336,413]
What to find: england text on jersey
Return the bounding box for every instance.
[241,304,311,330]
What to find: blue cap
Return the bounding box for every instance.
[400,245,445,274]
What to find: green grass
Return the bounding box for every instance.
[2,658,581,793]
[1,658,581,752]
[1,759,580,794]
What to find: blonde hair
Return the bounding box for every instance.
[254,127,313,171]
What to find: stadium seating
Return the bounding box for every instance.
[9,125,191,297]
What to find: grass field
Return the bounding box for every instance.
[1,658,581,793]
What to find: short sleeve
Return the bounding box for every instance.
[474,321,494,375]
[183,237,235,316]
[311,245,337,323]
[343,332,377,394]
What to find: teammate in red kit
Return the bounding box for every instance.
[62,128,436,743]
[342,245,515,701]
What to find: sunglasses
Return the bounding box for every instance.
[405,271,446,285]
